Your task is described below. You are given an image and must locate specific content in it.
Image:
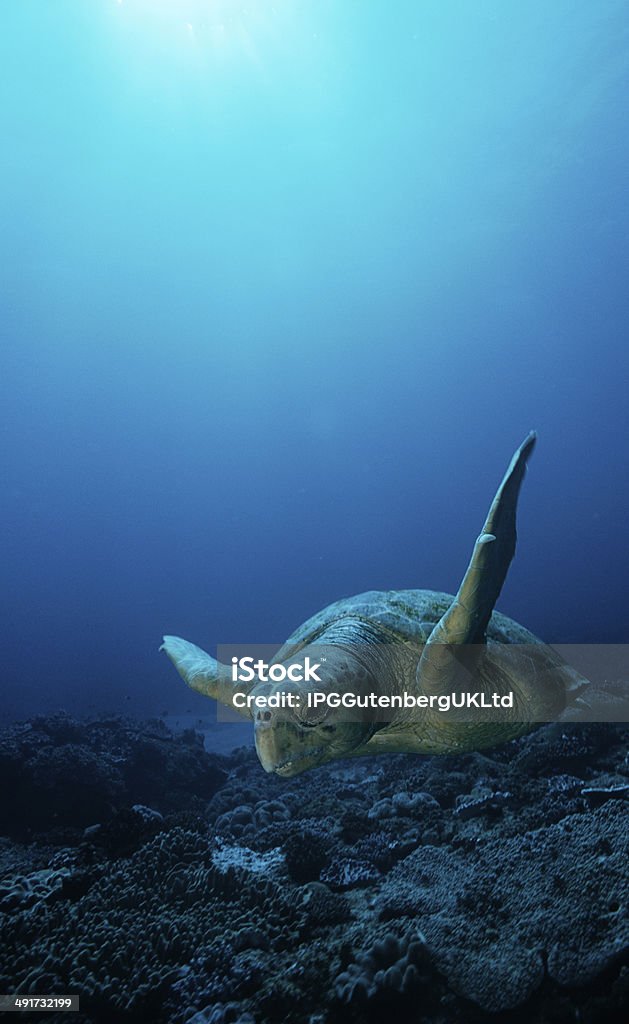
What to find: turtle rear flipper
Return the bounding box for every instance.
[418,432,536,695]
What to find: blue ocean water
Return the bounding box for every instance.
[2,0,628,727]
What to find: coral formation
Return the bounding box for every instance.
[0,713,628,1022]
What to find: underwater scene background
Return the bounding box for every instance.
[1,1,628,1022]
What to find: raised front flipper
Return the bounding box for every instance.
[418,432,537,695]
[160,636,253,719]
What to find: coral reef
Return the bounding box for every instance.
[0,713,628,1022]
[0,714,227,840]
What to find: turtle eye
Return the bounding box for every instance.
[296,701,328,727]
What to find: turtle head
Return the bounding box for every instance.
[252,648,378,777]
[161,635,380,777]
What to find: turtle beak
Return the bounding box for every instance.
[253,709,328,777]
[254,711,305,774]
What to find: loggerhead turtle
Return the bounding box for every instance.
[162,434,586,776]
